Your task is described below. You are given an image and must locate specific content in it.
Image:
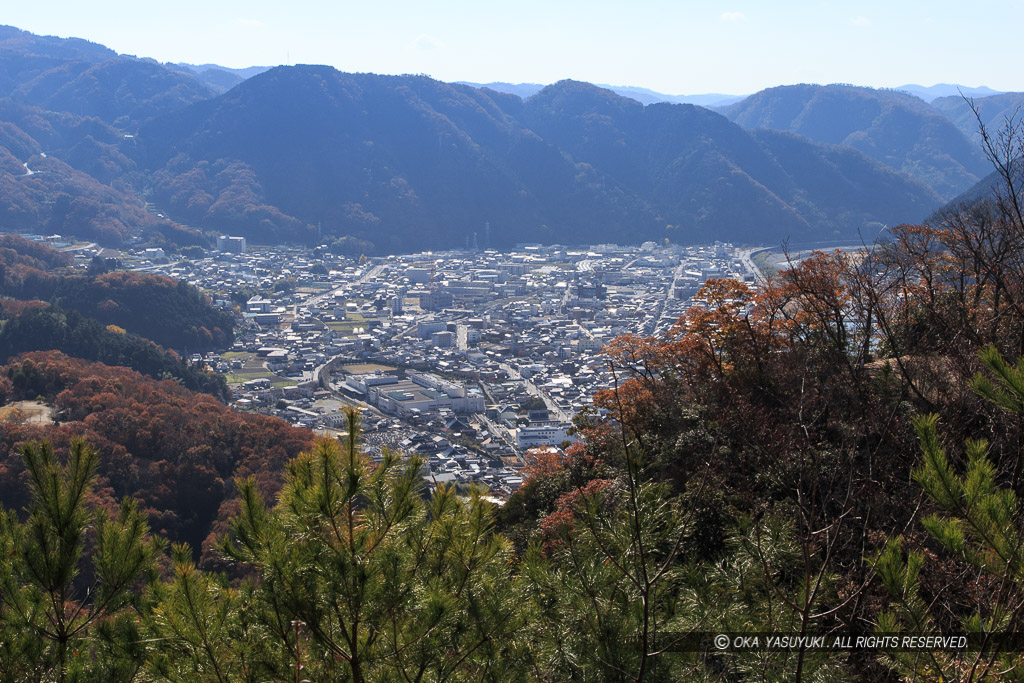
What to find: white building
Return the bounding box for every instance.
[431,330,455,348]
[515,423,575,449]
[417,320,448,339]
[367,372,484,416]
[456,325,482,350]
[407,267,431,283]
[217,235,247,253]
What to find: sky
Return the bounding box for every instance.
[4,0,1021,95]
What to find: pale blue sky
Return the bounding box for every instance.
[5,0,1020,95]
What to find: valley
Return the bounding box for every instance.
[128,237,762,495]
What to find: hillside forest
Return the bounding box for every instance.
[1,25,1023,254]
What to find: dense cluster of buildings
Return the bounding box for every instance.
[126,238,759,497]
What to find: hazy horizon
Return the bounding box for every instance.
[4,1,1022,96]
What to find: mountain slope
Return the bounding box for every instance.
[139,69,940,249]
[0,135,150,244]
[896,83,1000,102]
[0,100,210,247]
[10,58,214,128]
[0,25,215,128]
[517,81,937,241]
[931,91,1024,144]
[0,25,115,96]
[0,26,952,251]
[0,27,219,246]
[720,84,989,200]
[142,68,602,250]
[461,81,744,107]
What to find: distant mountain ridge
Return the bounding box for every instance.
[0,24,1015,253]
[172,63,273,94]
[460,81,745,107]
[930,91,1024,143]
[895,83,1002,102]
[0,25,115,71]
[138,68,940,251]
[178,63,271,80]
[0,25,213,128]
[465,81,1007,109]
[720,84,990,200]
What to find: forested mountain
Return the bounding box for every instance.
[0,25,1003,254]
[931,90,1024,143]
[895,82,1000,102]
[0,351,311,557]
[10,57,214,128]
[461,80,746,107]
[0,234,233,354]
[0,140,151,244]
[0,25,213,129]
[0,28,215,246]
[720,83,990,199]
[140,68,940,250]
[0,103,208,247]
[0,305,229,398]
[0,98,136,179]
[0,25,116,89]
[935,161,1024,215]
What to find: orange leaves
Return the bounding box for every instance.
[601,333,674,380]
[594,378,655,431]
[0,351,313,560]
[522,442,601,487]
[771,250,858,350]
[538,478,613,554]
[0,298,48,318]
[871,221,1024,360]
[693,276,755,311]
[592,252,876,444]
[522,447,567,484]
[603,278,769,388]
[596,281,756,435]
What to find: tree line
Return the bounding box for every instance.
[0,236,234,352]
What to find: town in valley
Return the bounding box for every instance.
[68,235,771,497]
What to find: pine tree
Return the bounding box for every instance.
[0,438,163,682]
[220,407,529,682]
[142,543,258,682]
[874,346,1024,680]
[522,476,697,681]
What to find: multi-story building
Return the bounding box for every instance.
[217,235,247,253]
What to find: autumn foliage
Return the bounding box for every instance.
[503,209,1024,657]
[0,352,312,566]
[0,238,234,352]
